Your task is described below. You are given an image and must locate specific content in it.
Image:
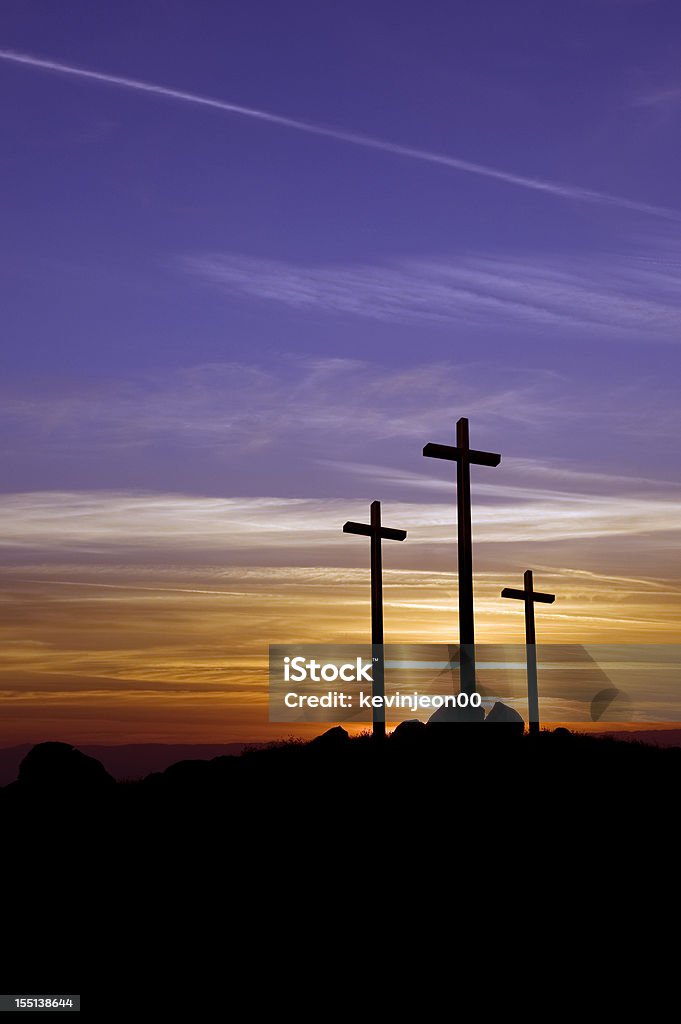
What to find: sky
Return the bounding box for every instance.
[1,0,681,744]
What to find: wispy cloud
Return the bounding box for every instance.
[633,87,681,108]
[1,357,679,491]
[0,48,677,219]
[184,249,681,336]
[3,557,678,746]
[1,486,680,559]
[0,358,574,454]
[320,457,681,501]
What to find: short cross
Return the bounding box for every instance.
[343,500,407,739]
[501,569,555,735]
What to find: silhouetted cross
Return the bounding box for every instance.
[501,569,555,736]
[343,500,407,739]
[423,417,501,695]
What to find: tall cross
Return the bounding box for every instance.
[343,500,407,739]
[501,569,555,736]
[423,417,501,695]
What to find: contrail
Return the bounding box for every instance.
[20,579,257,598]
[1,47,677,220]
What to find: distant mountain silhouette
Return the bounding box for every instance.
[596,729,681,748]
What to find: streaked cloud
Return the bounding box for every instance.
[2,357,679,475]
[0,358,581,457]
[633,87,681,108]
[326,457,681,500]
[0,48,677,218]
[184,248,681,336]
[1,560,679,744]
[1,482,680,558]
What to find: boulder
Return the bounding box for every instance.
[390,719,426,743]
[309,726,349,748]
[18,742,115,791]
[485,702,525,724]
[427,703,485,724]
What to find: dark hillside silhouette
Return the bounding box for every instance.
[3,726,678,827]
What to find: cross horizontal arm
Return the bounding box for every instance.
[381,526,407,542]
[501,587,555,603]
[343,521,372,537]
[423,442,501,467]
[343,521,407,541]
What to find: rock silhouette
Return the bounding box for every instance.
[17,741,114,792]
[427,703,486,724]
[485,701,525,728]
[391,719,427,743]
[310,725,350,747]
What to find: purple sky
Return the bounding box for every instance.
[3,2,681,744]
[1,0,681,506]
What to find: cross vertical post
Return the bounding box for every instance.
[343,501,407,739]
[456,417,474,650]
[370,500,383,650]
[501,569,556,736]
[423,417,501,696]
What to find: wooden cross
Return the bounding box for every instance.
[501,569,555,736]
[343,500,407,739]
[423,417,501,695]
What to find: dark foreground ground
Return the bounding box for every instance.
[2,724,676,1002]
[3,723,678,847]
[4,721,679,823]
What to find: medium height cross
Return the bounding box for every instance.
[343,500,407,739]
[424,417,501,695]
[501,570,555,736]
